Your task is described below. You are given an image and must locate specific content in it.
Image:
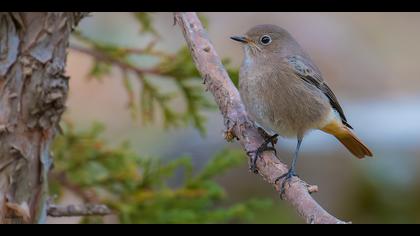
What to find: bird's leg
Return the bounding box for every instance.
[247,134,279,174]
[275,138,303,199]
[257,127,278,148]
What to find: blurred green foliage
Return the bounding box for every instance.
[345,168,420,224]
[50,122,271,223]
[71,13,238,135]
[133,12,158,36]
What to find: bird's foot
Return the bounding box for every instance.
[275,169,298,200]
[257,127,278,147]
[247,141,278,174]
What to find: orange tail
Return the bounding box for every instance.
[321,121,373,159]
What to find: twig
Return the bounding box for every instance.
[47,204,112,217]
[119,47,175,59]
[51,172,100,203]
[174,12,348,224]
[70,45,162,76]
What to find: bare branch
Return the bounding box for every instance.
[174,12,348,224]
[47,204,112,217]
[70,45,162,76]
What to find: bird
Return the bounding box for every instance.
[230,24,373,190]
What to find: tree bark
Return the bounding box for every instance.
[0,12,86,224]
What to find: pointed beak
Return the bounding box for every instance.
[230,35,249,44]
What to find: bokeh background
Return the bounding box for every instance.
[48,12,420,223]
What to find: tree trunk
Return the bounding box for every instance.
[0,12,86,224]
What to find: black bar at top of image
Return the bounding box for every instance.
[3,0,420,12]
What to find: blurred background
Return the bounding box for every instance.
[48,12,420,224]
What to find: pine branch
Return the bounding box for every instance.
[70,45,162,76]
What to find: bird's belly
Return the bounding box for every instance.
[240,78,333,138]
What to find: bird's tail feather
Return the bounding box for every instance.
[321,121,373,159]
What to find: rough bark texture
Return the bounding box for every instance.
[174,12,347,224]
[47,204,112,217]
[0,12,86,224]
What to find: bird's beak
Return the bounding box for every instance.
[230,35,250,44]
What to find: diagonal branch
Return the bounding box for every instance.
[174,12,348,224]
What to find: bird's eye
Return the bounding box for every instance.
[260,35,272,45]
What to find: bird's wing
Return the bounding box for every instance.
[285,55,352,129]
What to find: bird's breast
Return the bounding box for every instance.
[239,63,333,138]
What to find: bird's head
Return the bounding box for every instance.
[231,24,297,60]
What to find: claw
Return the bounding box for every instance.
[248,142,278,174]
[275,169,298,200]
[266,146,277,156]
[248,134,279,174]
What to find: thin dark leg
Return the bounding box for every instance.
[275,137,303,198]
[247,134,279,174]
[290,138,302,176]
[257,127,278,148]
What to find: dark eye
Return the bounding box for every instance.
[260,35,271,45]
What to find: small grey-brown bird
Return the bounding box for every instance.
[231,24,373,187]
